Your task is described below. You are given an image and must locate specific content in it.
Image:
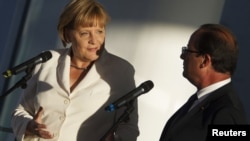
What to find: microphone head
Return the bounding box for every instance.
[139,80,154,93]
[40,51,52,62]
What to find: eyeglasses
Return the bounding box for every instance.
[182,46,201,54]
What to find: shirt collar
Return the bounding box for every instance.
[196,78,231,99]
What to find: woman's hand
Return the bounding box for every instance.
[26,107,54,139]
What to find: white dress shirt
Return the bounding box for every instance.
[189,78,231,110]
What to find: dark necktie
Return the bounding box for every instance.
[185,94,198,113]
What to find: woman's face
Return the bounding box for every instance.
[67,24,105,62]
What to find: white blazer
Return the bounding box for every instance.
[11,48,139,141]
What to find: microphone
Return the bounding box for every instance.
[105,80,154,112]
[2,51,52,78]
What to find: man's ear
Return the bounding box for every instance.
[200,54,211,68]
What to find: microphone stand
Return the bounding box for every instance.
[100,104,134,141]
[0,65,34,99]
[0,66,34,141]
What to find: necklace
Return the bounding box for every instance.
[70,64,87,70]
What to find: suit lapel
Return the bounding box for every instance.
[175,83,232,125]
[56,49,71,94]
[72,63,100,93]
[163,94,197,130]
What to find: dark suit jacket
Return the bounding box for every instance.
[160,82,247,141]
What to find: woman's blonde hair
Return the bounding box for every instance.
[57,0,110,47]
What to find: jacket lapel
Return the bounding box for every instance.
[57,49,71,94]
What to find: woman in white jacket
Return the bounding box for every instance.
[11,0,139,140]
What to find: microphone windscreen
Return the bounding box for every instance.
[41,51,52,62]
[140,80,154,93]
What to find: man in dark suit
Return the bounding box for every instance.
[160,24,248,141]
